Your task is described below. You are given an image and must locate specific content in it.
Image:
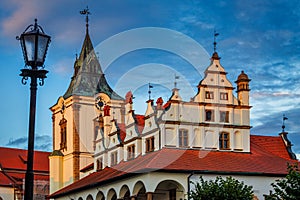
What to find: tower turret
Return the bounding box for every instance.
[235,71,251,105]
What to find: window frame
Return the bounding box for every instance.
[205,91,214,99]
[179,129,189,147]
[96,157,103,171]
[111,151,118,166]
[205,110,214,121]
[220,92,228,100]
[219,132,230,150]
[59,118,67,151]
[146,136,155,153]
[219,111,229,123]
[127,144,135,160]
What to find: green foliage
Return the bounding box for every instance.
[265,163,300,200]
[189,176,254,200]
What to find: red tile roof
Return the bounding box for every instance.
[49,135,299,198]
[0,147,50,172]
[0,147,50,187]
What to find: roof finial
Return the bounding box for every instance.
[148,83,153,100]
[80,6,91,34]
[213,30,219,53]
[174,74,179,88]
[282,114,288,132]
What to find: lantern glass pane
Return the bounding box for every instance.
[37,35,49,65]
[24,34,36,63]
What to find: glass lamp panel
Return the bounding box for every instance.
[37,34,50,65]
[23,34,36,64]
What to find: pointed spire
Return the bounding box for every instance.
[62,7,123,100]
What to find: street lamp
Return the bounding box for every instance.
[17,18,50,200]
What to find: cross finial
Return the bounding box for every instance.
[282,114,288,132]
[80,6,91,34]
[213,30,219,52]
[148,83,153,100]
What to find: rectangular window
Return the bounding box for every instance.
[59,118,67,151]
[146,137,155,152]
[205,91,214,99]
[96,157,103,171]
[111,151,118,166]
[205,110,214,121]
[179,129,188,147]
[220,111,229,123]
[220,92,228,100]
[127,144,135,160]
[219,132,230,149]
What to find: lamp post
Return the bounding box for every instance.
[17,19,50,200]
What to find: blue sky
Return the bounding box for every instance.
[0,0,299,158]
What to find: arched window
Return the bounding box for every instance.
[59,118,67,151]
[219,132,230,149]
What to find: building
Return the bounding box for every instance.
[48,20,298,200]
[0,147,50,200]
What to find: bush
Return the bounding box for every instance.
[265,163,300,200]
[189,176,253,200]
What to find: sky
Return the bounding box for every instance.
[0,0,299,158]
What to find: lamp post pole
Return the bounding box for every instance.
[18,19,50,200]
[24,67,38,200]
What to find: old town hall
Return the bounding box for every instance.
[48,13,298,200]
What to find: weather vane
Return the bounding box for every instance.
[174,74,179,88]
[213,30,219,52]
[148,83,153,100]
[282,114,288,132]
[80,6,91,33]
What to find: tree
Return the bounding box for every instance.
[189,176,253,200]
[265,163,300,200]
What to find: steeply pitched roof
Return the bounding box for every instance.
[0,147,50,187]
[63,32,123,100]
[49,135,299,198]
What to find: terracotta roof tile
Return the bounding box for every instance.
[49,135,299,198]
[0,147,50,172]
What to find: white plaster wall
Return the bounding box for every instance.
[0,187,14,200]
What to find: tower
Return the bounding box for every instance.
[49,8,123,193]
[235,70,251,106]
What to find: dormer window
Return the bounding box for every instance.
[96,158,103,171]
[205,91,214,99]
[111,151,118,166]
[127,144,135,160]
[146,137,155,152]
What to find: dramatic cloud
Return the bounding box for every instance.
[6,135,52,152]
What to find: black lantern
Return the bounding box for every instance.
[19,18,50,68]
[17,19,50,200]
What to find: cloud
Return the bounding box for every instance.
[1,0,54,36]
[6,134,52,152]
